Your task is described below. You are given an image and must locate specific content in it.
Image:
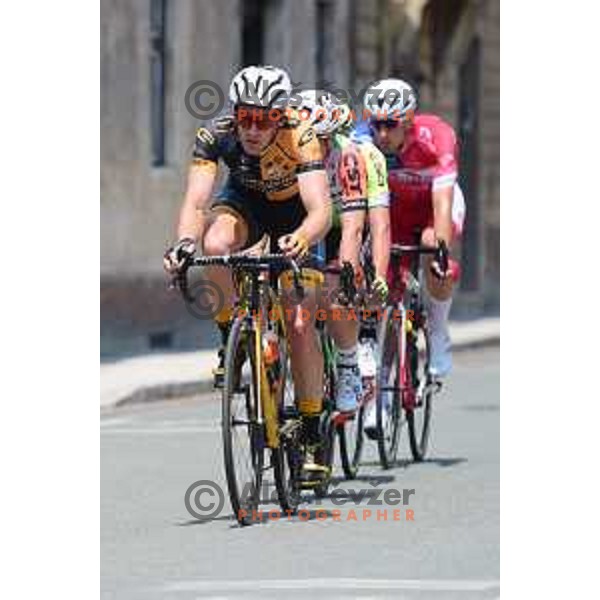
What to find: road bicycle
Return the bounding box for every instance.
[176,253,305,524]
[374,241,448,468]
[175,252,360,523]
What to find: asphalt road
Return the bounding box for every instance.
[101,347,499,600]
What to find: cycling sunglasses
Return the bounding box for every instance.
[370,119,403,132]
[236,109,280,131]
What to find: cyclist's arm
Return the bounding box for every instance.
[432,186,453,247]
[177,164,217,242]
[296,170,332,245]
[293,124,332,245]
[176,126,220,242]
[362,143,390,279]
[368,207,390,280]
[339,210,365,269]
[431,122,458,247]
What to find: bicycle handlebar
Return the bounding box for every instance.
[172,252,314,305]
[391,241,449,276]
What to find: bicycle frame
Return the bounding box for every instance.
[388,244,438,412]
[234,269,289,449]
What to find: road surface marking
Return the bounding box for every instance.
[164,578,500,593]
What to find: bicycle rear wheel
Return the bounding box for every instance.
[338,400,364,480]
[375,306,404,469]
[313,336,336,498]
[222,315,264,526]
[406,321,433,461]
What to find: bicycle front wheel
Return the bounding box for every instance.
[406,321,433,461]
[375,306,404,469]
[222,315,264,526]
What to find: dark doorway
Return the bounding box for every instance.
[458,38,481,292]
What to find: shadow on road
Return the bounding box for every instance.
[360,456,468,469]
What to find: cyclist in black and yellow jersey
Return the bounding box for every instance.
[164,66,332,458]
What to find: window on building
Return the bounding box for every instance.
[150,0,167,167]
[316,0,334,86]
[242,0,264,66]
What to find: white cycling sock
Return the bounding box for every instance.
[337,344,358,368]
[426,295,452,337]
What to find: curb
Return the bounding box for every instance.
[111,379,216,409]
[103,334,499,412]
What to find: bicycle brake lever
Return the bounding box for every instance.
[289,258,305,302]
[437,240,449,275]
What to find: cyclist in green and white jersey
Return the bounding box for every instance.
[295,90,391,413]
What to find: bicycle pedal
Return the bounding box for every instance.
[332,410,355,426]
[428,379,443,394]
[298,464,330,487]
[303,463,329,473]
[279,418,302,439]
[281,406,300,420]
[212,368,225,389]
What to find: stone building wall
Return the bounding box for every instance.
[101,0,499,355]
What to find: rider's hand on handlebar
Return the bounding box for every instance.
[429,239,450,280]
[277,232,309,259]
[163,237,196,274]
[372,275,389,303]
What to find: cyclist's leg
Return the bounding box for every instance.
[280,269,324,444]
[324,219,364,412]
[202,184,265,383]
[324,267,362,412]
[421,183,465,377]
[202,208,248,309]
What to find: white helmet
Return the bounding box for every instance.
[229,65,292,109]
[294,89,354,137]
[363,78,417,121]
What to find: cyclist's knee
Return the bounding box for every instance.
[283,305,315,339]
[203,224,238,256]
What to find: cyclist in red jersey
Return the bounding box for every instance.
[362,79,466,385]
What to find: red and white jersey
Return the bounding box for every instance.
[386,114,461,241]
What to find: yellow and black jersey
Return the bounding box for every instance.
[191,112,325,202]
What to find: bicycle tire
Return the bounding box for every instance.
[272,334,302,513]
[406,321,433,461]
[338,403,364,480]
[222,315,264,526]
[375,305,403,469]
[313,335,337,498]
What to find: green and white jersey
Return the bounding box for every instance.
[324,133,390,228]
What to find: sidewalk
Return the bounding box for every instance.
[100,317,499,411]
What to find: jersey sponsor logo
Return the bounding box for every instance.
[391,169,430,187]
[195,127,215,146]
[298,127,316,147]
[418,127,433,142]
[341,152,363,197]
